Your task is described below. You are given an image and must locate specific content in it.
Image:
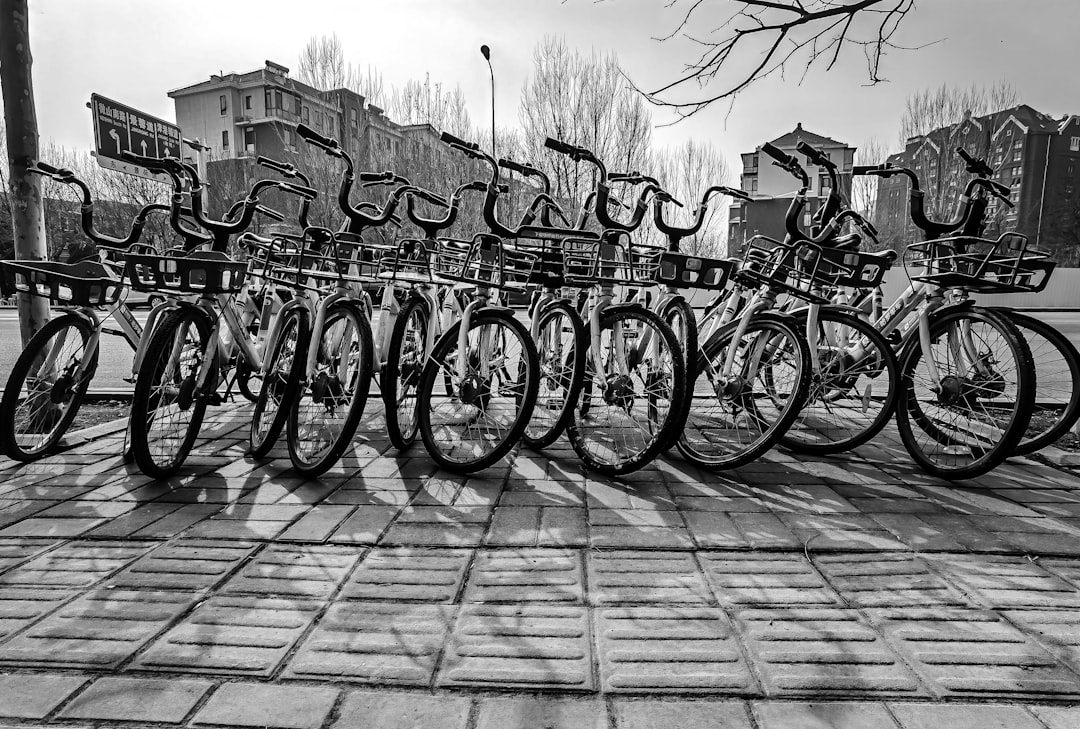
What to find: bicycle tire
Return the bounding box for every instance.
[522,299,586,450]
[896,306,1034,480]
[657,296,697,449]
[998,310,1080,456]
[567,304,686,475]
[130,307,213,479]
[383,295,429,451]
[0,313,98,461]
[249,306,309,458]
[780,308,899,454]
[418,308,539,473]
[677,313,811,470]
[287,299,373,478]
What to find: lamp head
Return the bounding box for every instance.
[480,45,491,61]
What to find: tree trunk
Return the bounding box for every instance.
[1,0,49,347]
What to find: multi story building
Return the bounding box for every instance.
[728,123,855,255]
[874,105,1080,263]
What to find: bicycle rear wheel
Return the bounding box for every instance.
[999,310,1080,456]
[677,314,811,470]
[130,307,213,479]
[658,296,697,449]
[781,309,899,454]
[250,306,309,457]
[383,295,428,451]
[287,300,373,478]
[0,313,98,461]
[418,309,539,473]
[567,304,686,475]
[896,306,1034,480]
[523,299,586,449]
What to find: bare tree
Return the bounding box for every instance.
[391,75,472,138]
[519,36,654,215]
[639,0,917,118]
[297,34,387,107]
[653,139,732,256]
[850,136,890,220]
[899,80,1018,142]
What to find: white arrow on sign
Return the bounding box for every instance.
[108,128,120,153]
[163,146,171,156]
[140,140,147,155]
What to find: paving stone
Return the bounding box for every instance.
[135,595,323,676]
[0,516,108,538]
[925,554,1080,609]
[192,682,338,729]
[131,504,222,538]
[83,502,186,537]
[0,587,73,641]
[105,539,257,591]
[474,697,606,729]
[813,553,969,607]
[501,481,585,507]
[613,699,752,729]
[588,551,714,605]
[340,547,471,602]
[780,514,911,551]
[0,589,196,668]
[596,607,755,693]
[754,701,899,728]
[221,544,360,598]
[1029,705,1080,729]
[867,607,1080,697]
[0,673,86,719]
[868,514,1000,552]
[439,604,593,689]
[1002,609,1080,674]
[331,691,471,729]
[277,505,355,541]
[327,505,400,543]
[485,506,540,546]
[699,553,842,607]
[888,702,1045,729]
[1042,558,1080,589]
[0,539,60,574]
[464,549,583,603]
[730,512,802,549]
[734,608,922,696]
[683,512,749,548]
[59,676,212,723]
[538,507,587,546]
[285,601,453,685]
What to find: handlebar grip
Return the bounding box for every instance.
[852,165,877,175]
[408,188,450,207]
[359,171,393,183]
[724,187,753,202]
[861,218,879,237]
[956,146,994,176]
[440,131,477,150]
[955,147,977,165]
[279,182,318,200]
[256,156,292,173]
[34,161,61,175]
[796,141,832,167]
[544,137,576,156]
[760,142,794,166]
[120,150,170,170]
[296,123,335,147]
[255,204,286,222]
[498,158,530,175]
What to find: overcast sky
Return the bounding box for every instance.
[25,0,1080,174]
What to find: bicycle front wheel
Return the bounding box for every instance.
[896,306,1034,480]
[0,313,98,461]
[523,299,586,450]
[383,295,429,451]
[781,309,899,454]
[418,309,539,473]
[287,300,373,478]
[567,304,686,475]
[1000,310,1080,456]
[250,306,309,458]
[130,307,213,479]
[678,314,811,470]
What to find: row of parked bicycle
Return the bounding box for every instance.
[1,122,1076,482]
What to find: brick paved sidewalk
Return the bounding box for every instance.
[1,403,1079,728]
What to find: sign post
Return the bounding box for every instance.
[89,93,182,182]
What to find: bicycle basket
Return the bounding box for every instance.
[563,233,665,287]
[735,236,832,304]
[817,248,893,289]
[0,259,123,307]
[511,225,599,288]
[655,251,737,291]
[379,238,436,285]
[905,233,1055,293]
[125,250,247,295]
[434,234,537,289]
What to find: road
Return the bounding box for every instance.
[0,308,1078,394]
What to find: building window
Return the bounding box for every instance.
[244,95,252,110]
[283,128,294,147]
[1012,147,1021,162]
[219,95,227,115]
[350,108,358,130]
[221,130,229,150]
[244,127,255,152]
[1068,163,1075,177]
[302,106,309,124]
[1071,137,1080,152]
[1066,184,1074,196]
[819,173,831,193]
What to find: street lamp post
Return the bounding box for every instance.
[480,44,495,158]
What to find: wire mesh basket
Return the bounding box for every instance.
[434,234,537,289]
[562,233,665,287]
[904,233,1055,293]
[736,236,892,304]
[0,259,123,307]
[510,225,600,288]
[378,238,437,286]
[125,250,247,295]
[655,251,737,291]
